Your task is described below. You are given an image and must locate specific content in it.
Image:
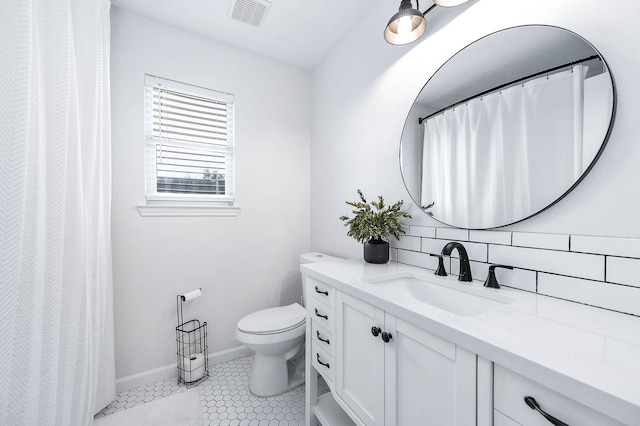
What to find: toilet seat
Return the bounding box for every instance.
[237,303,305,335]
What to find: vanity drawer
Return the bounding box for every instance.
[494,409,521,426]
[307,295,335,332]
[306,277,335,308]
[494,365,624,426]
[312,341,334,386]
[311,320,334,358]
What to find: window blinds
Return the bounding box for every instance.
[144,75,235,202]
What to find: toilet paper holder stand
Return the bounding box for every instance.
[176,288,209,387]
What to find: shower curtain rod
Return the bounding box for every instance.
[418,54,600,124]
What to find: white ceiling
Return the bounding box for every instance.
[111,0,381,69]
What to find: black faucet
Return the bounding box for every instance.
[429,254,448,276]
[484,264,513,289]
[440,242,473,282]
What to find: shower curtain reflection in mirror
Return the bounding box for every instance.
[420,64,609,229]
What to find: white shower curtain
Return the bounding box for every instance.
[0,0,114,424]
[421,67,585,228]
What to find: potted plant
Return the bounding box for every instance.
[339,190,412,264]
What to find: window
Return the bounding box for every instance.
[144,75,235,204]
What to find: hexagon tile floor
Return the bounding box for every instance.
[95,354,329,426]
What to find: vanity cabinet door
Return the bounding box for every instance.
[384,315,476,426]
[335,292,385,426]
[494,365,625,426]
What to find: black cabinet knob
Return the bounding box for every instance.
[371,326,381,337]
[381,331,393,343]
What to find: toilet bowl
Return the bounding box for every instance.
[236,304,306,396]
[235,252,340,396]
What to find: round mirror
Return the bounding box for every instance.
[400,25,615,229]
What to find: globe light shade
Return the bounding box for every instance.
[434,0,471,7]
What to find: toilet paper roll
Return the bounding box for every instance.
[181,352,205,383]
[180,288,202,302]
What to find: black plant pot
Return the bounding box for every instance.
[363,239,389,264]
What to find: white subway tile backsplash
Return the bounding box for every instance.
[390,235,421,251]
[422,239,487,263]
[397,249,440,271]
[435,227,469,241]
[512,232,569,251]
[400,225,640,316]
[463,243,489,263]
[421,238,443,255]
[469,230,512,245]
[572,235,640,258]
[489,245,604,281]
[606,256,640,288]
[389,248,398,263]
[538,273,640,316]
[494,267,537,292]
[408,226,436,238]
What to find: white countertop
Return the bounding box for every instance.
[302,258,640,425]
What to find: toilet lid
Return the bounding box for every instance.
[238,303,306,335]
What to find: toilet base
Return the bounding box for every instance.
[249,347,305,396]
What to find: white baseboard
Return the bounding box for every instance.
[115,345,253,393]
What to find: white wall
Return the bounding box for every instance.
[111,8,310,379]
[310,0,640,260]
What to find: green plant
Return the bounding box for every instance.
[421,201,435,217]
[339,190,412,243]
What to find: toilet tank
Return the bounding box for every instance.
[299,252,341,305]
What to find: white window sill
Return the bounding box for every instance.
[136,204,241,217]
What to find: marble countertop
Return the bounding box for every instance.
[302,258,640,425]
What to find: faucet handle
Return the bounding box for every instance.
[484,264,514,289]
[429,254,447,276]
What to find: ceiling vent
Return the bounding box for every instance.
[228,0,271,27]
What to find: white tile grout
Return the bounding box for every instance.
[397,226,640,317]
[95,355,329,426]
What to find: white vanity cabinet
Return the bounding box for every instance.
[305,276,358,426]
[335,292,477,426]
[305,274,478,426]
[303,259,640,426]
[334,291,384,425]
[493,365,625,426]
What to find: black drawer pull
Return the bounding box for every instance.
[316,331,330,344]
[314,308,328,320]
[524,396,569,426]
[315,286,329,296]
[381,331,393,343]
[316,353,330,369]
[371,326,381,337]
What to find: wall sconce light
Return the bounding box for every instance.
[384,0,471,45]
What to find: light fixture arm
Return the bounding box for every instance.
[422,4,437,16]
[414,0,439,16]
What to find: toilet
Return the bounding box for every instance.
[235,252,339,396]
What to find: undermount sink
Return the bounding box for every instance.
[362,273,514,316]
